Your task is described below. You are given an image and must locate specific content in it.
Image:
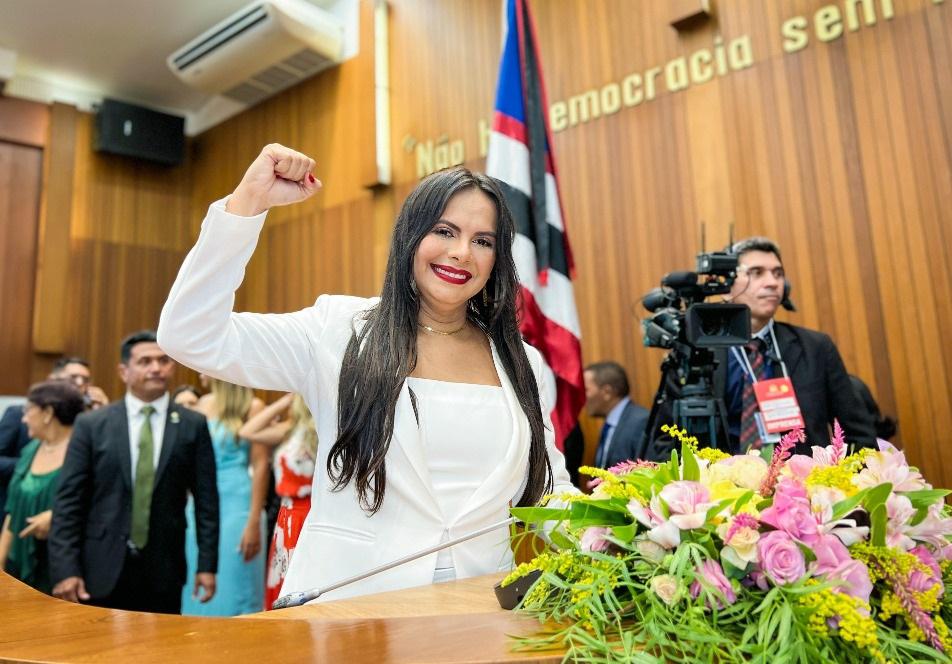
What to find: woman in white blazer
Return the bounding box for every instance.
[158,144,576,603]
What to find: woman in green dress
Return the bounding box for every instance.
[0,380,85,593]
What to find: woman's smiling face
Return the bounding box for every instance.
[412,187,498,313]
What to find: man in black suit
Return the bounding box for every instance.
[647,237,875,459]
[1,357,107,521]
[584,362,651,467]
[0,404,31,522]
[49,331,219,614]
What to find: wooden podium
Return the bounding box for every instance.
[0,571,563,663]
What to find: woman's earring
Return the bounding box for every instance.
[482,287,489,307]
[410,277,418,299]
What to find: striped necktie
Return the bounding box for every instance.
[740,339,767,452]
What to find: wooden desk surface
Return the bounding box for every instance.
[0,572,562,663]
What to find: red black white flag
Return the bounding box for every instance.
[486,0,584,450]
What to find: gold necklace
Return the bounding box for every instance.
[418,322,465,336]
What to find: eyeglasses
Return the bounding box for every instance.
[67,374,91,385]
[738,265,785,280]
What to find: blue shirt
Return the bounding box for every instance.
[726,321,777,438]
[597,397,631,467]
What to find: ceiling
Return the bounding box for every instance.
[0,0,355,133]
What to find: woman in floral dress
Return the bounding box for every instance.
[239,393,316,608]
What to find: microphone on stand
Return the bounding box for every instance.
[271,516,519,609]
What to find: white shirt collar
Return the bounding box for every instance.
[125,391,170,418]
[753,318,774,341]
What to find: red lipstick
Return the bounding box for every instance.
[431,263,472,285]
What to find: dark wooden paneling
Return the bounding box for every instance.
[0,141,43,393]
[63,238,197,401]
[0,96,48,148]
[32,103,79,353]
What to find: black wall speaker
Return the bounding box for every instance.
[94,99,185,166]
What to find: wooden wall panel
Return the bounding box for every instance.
[0,96,48,148]
[32,103,79,353]
[58,114,193,399]
[0,141,43,393]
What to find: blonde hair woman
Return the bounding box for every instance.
[239,393,316,608]
[181,378,267,616]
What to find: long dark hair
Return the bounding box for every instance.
[328,168,553,513]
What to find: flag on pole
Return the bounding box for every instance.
[486,0,584,451]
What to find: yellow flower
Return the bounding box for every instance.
[798,584,884,660]
[697,448,730,464]
[806,465,859,496]
[707,479,747,504]
[661,423,699,452]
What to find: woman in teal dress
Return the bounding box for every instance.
[0,381,85,593]
[181,378,268,615]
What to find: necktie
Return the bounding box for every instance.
[131,405,156,549]
[740,339,767,452]
[596,423,614,468]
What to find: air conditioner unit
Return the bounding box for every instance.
[167,0,344,107]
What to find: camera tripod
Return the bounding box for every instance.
[643,346,733,459]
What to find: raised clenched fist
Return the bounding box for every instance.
[226,144,322,217]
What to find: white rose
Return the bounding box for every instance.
[636,537,667,563]
[650,574,681,606]
[729,455,768,491]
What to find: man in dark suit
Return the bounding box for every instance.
[0,403,31,521]
[49,331,219,614]
[584,362,651,467]
[1,357,107,521]
[647,237,875,459]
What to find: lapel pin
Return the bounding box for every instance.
[170,411,180,424]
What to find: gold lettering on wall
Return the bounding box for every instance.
[405,0,944,176]
[785,0,895,51]
[413,135,465,179]
[548,34,752,133]
[782,16,810,52]
[816,6,845,42]
[568,90,601,126]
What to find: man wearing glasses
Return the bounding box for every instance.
[648,237,875,459]
[47,357,109,410]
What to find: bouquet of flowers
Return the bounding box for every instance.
[504,423,952,663]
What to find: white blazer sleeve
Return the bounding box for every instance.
[158,198,323,394]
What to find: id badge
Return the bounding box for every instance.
[753,377,806,434]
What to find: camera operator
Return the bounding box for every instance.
[647,237,875,459]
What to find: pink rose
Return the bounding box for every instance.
[759,480,819,543]
[757,530,806,585]
[810,534,873,602]
[690,559,736,608]
[746,564,769,591]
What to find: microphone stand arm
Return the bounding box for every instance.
[272,516,519,609]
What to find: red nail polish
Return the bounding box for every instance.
[308,174,316,184]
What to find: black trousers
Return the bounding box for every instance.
[92,548,181,614]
